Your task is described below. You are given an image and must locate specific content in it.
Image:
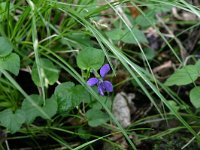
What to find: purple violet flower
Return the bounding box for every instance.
[87,64,113,96]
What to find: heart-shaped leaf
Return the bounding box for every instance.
[0,109,25,133]
[105,28,148,44]
[41,95,58,119]
[22,94,57,124]
[55,82,89,113]
[165,65,199,86]
[32,58,59,87]
[189,87,200,109]
[0,36,13,57]
[122,28,148,44]
[77,47,105,70]
[86,109,109,127]
[0,53,20,75]
[21,95,43,124]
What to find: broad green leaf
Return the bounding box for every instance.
[168,100,180,112]
[21,95,43,124]
[32,58,59,87]
[143,48,155,60]
[122,28,148,44]
[41,95,58,119]
[105,29,124,41]
[105,28,148,44]
[134,14,155,28]
[70,85,88,106]
[78,127,91,139]
[134,4,171,28]
[90,97,111,110]
[189,87,200,109]
[86,109,109,127]
[22,95,57,123]
[0,36,13,57]
[0,109,25,133]
[55,82,89,113]
[0,53,20,75]
[0,2,7,22]
[148,3,172,13]
[54,82,75,112]
[64,32,92,47]
[0,2,14,22]
[76,47,105,70]
[165,65,199,86]
[195,60,200,73]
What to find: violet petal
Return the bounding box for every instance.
[87,77,99,86]
[100,64,110,78]
[103,81,113,92]
[98,83,105,96]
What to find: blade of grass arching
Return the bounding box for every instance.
[0,69,50,119]
[26,0,46,103]
[116,44,200,140]
[85,1,122,18]
[40,47,136,149]
[158,82,192,113]
[5,0,11,37]
[11,6,31,40]
[132,114,171,127]
[132,61,193,114]
[140,126,186,141]
[159,22,200,54]
[130,1,182,64]
[179,0,200,18]
[0,144,5,150]
[140,0,200,14]
[72,136,107,150]
[50,127,123,150]
[48,132,72,149]
[89,28,116,76]
[121,56,199,139]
